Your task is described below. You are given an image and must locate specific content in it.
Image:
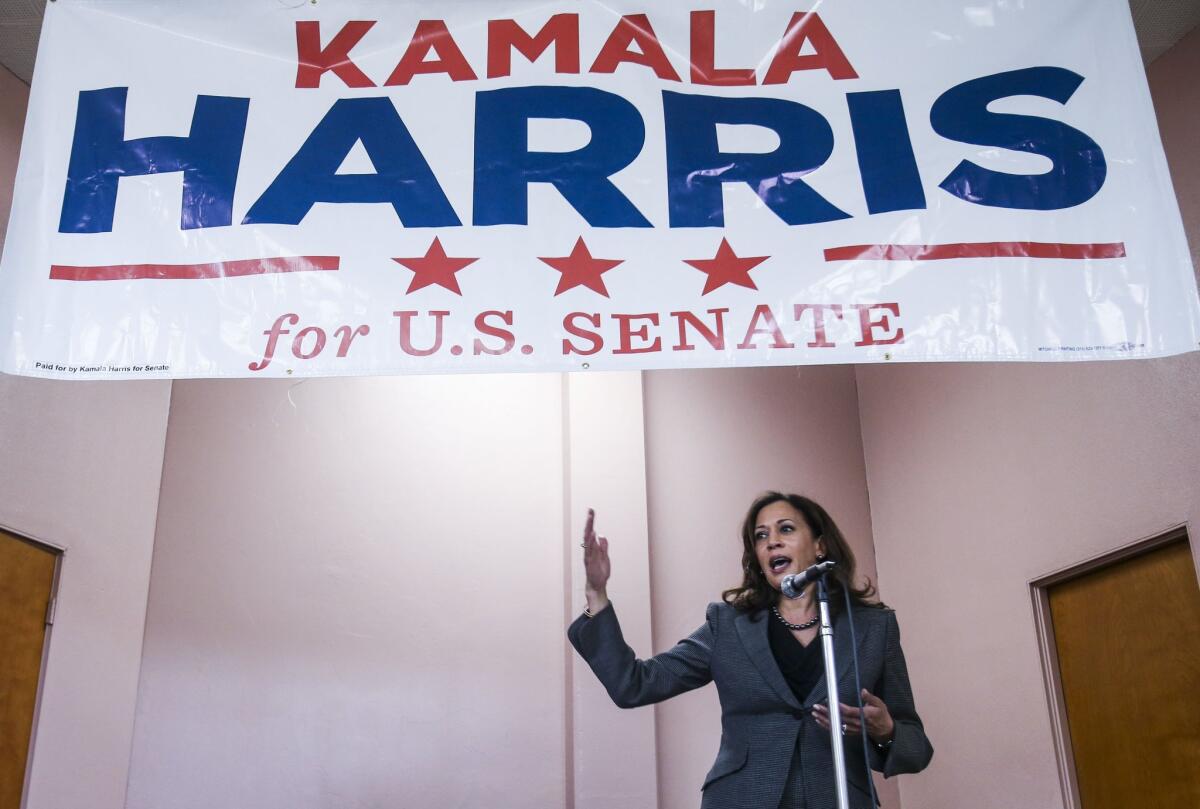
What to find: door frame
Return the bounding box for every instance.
[0,522,64,809]
[1028,523,1194,809]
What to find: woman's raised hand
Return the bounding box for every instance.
[582,508,611,614]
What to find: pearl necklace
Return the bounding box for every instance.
[771,605,819,631]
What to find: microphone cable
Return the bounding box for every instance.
[841,585,882,809]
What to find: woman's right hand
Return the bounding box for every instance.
[582,508,611,614]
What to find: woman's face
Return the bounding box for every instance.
[753,500,825,591]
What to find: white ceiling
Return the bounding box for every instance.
[0,0,1198,84]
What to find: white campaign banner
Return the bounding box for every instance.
[1,0,1198,379]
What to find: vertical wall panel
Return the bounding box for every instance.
[566,372,659,809]
[126,375,570,809]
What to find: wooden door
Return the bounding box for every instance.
[1048,535,1200,809]
[0,529,57,809]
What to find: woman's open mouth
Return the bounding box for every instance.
[768,555,792,574]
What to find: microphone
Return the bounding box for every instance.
[781,560,836,599]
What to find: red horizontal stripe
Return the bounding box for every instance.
[50,256,340,281]
[823,242,1126,262]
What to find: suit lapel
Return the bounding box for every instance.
[803,609,873,707]
[734,609,803,710]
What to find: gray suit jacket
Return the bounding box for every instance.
[568,601,932,809]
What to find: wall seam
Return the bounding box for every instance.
[118,379,175,809]
[642,371,669,809]
[851,366,885,599]
[561,373,576,809]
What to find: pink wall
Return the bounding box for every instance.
[124,372,681,809]
[567,372,661,809]
[642,365,897,809]
[124,373,664,809]
[126,375,573,809]
[0,65,173,809]
[854,24,1200,809]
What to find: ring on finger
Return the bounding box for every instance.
[841,723,847,734]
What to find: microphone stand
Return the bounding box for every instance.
[816,572,851,809]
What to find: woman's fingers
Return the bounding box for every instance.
[861,690,895,739]
[582,514,611,589]
[840,700,878,717]
[861,689,885,708]
[838,701,872,723]
[840,712,863,733]
[580,510,611,614]
[583,508,595,548]
[829,697,892,737]
[812,703,864,735]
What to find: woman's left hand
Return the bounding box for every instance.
[812,689,895,743]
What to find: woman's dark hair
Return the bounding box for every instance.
[722,491,880,613]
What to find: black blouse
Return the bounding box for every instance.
[766,610,825,702]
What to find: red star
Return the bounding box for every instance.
[538,237,624,297]
[683,238,770,295]
[392,237,478,295]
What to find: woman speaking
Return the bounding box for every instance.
[568,492,932,809]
